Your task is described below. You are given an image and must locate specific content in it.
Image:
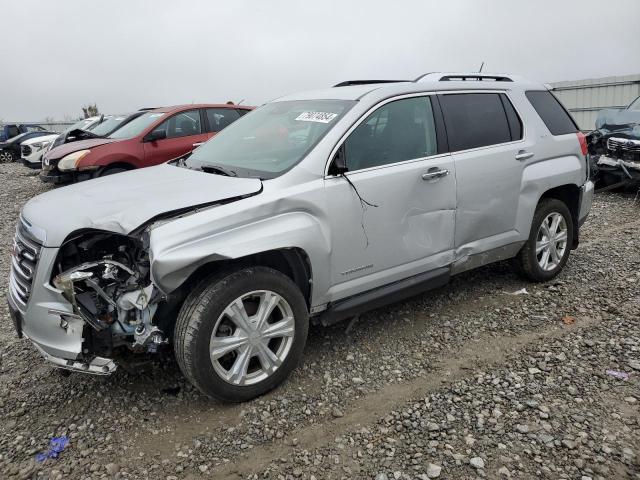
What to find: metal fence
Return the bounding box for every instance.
[550,74,640,131]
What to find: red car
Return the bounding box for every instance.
[41,104,252,184]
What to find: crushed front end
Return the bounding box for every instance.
[7,218,168,375]
[588,104,640,190]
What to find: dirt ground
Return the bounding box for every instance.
[0,163,638,479]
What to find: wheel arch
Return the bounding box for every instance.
[97,161,136,174]
[538,183,581,248]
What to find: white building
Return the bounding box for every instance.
[550,74,640,131]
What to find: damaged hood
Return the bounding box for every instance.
[22,164,262,247]
[46,138,120,161]
[595,108,640,138]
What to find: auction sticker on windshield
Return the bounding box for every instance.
[295,112,338,123]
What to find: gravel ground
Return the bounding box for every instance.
[0,162,638,480]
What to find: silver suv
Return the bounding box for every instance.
[8,73,594,402]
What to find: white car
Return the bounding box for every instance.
[21,134,60,168]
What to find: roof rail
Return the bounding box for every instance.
[415,72,514,82]
[138,107,160,111]
[333,80,410,88]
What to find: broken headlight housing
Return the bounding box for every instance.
[52,231,166,353]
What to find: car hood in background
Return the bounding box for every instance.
[595,108,640,138]
[45,137,121,161]
[22,134,59,146]
[22,164,263,247]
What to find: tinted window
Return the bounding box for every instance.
[7,125,20,138]
[206,108,240,132]
[439,93,512,151]
[344,96,437,171]
[153,110,202,139]
[500,94,523,140]
[526,90,578,135]
[237,109,251,117]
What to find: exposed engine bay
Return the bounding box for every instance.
[52,231,169,361]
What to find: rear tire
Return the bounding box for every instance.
[174,267,309,402]
[0,150,16,163]
[513,198,574,282]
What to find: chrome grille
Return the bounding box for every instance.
[9,221,42,312]
[607,137,640,153]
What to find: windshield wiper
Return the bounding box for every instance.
[200,165,238,177]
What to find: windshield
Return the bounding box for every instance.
[629,96,640,112]
[89,114,132,137]
[185,100,356,178]
[108,112,165,140]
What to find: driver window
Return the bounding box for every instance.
[343,96,437,171]
[154,110,202,139]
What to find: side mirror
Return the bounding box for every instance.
[144,129,167,142]
[329,145,348,175]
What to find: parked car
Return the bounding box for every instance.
[47,116,106,152]
[41,104,252,183]
[20,134,60,168]
[588,95,640,190]
[9,73,593,402]
[0,123,47,143]
[22,112,150,169]
[0,129,55,163]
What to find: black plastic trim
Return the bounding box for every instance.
[319,267,450,326]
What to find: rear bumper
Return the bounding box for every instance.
[578,180,594,227]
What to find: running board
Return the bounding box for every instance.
[319,267,450,327]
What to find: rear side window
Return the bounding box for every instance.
[206,108,240,132]
[8,125,20,138]
[439,93,513,151]
[525,90,578,135]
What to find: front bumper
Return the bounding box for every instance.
[40,167,74,184]
[21,157,42,169]
[8,244,117,375]
[597,155,640,180]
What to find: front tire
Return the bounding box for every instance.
[174,267,309,402]
[513,198,574,282]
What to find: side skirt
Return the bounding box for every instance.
[318,267,450,327]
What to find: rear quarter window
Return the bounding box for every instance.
[525,90,578,135]
[439,93,513,151]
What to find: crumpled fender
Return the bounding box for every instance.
[148,203,331,302]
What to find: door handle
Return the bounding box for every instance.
[515,151,534,161]
[421,168,450,181]
[192,142,204,148]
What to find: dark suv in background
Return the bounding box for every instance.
[41,104,252,183]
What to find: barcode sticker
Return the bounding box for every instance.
[295,111,338,123]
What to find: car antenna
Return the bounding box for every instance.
[478,61,485,72]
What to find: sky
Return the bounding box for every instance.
[1,0,639,121]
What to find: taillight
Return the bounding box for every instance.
[576,132,588,156]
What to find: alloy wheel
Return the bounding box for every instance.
[209,290,295,386]
[0,151,13,163]
[535,212,568,271]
